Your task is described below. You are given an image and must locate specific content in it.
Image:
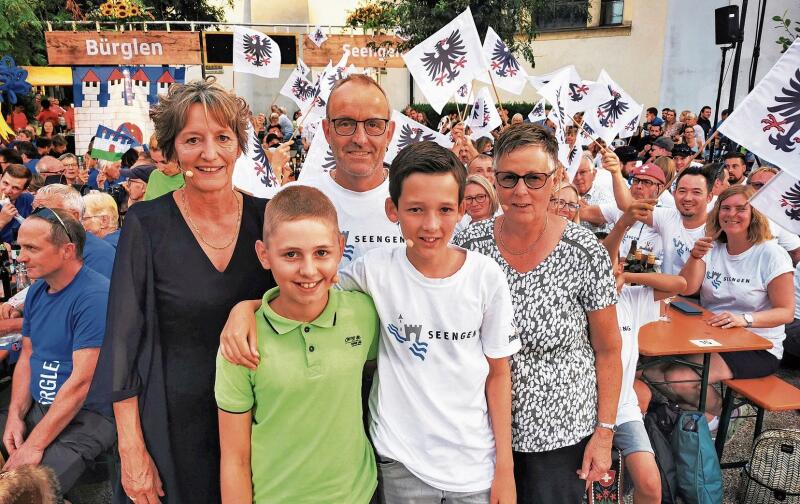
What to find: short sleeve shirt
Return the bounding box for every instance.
[454,219,618,452]
[214,287,380,504]
[651,207,706,275]
[600,204,664,265]
[0,192,33,243]
[581,184,615,235]
[700,241,793,359]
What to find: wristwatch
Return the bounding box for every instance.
[596,421,618,433]
[743,313,754,328]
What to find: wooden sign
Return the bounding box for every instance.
[303,35,405,68]
[46,31,202,65]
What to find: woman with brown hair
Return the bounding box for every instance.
[548,182,581,224]
[660,184,794,424]
[98,78,275,503]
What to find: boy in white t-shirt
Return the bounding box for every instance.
[338,141,519,503]
[602,208,687,503]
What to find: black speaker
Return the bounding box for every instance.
[715,5,742,45]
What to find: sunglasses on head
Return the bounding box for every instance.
[32,207,73,243]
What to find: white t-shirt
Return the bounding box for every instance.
[616,286,660,425]
[297,174,404,268]
[769,221,800,255]
[651,207,706,275]
[339,246,520,492]
[581,183,615,234]
[600,204,664,265]
[700,241,794,358]
[659,190,676,209]
[794,262,800,320]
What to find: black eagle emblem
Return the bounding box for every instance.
[490,39,519,78]
[327,67,348,88]
[568,82,590,102]
[456,83,470,99]
[471,101,491,128]
[397,123,436,151]
[243,34,272,67]
[624,114,639,132]
[529,101,544,118]
[780,180,800,221]
[763,68,800,153]
[596,85,630,128]
[322,149,336,172]
[421,30,467,86]
[251,141,275,187]
[291,77,315,102]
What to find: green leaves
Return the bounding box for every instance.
[773,10,798,53]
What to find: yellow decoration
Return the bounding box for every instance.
[0,115,15,143]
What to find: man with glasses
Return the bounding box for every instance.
[581,162,666,262]
[573,154,615,236]
[0,164,34,244]
[747,167,800,265]
[0,208,115,494]
[296,74,402,267]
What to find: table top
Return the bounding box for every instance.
[638,298,773,356]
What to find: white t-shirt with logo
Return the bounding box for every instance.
[298,174,404,268]
[700,240,793,358]
[600,204,664,264]
[339,246,520,492]
[616,286,660,425]
[651,207,706,275]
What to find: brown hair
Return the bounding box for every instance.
[389,141,466,206]
[706,185,772,245]
[263,186,339,242]
[493,123,558,172]
[653,156,676,186]
[3,164,33,187]
[149,77,251,163]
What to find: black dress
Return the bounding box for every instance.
[99,193,274,503]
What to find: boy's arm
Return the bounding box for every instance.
[220,300,262,369]
[219,409,253,504]
[485,356,515,504]
[621,272,687,301]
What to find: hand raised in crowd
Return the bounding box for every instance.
[622,198,657,226]
[95,167,107,189]
[265,140,293,175]
[120,444,165,504]
[600,150,621,174]
[690,236,714,260]
[78,165,90,184]
[0,302,22,319]
[578,429,613,488]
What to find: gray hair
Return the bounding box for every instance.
[58,153,79,164]
[35,184,85,218]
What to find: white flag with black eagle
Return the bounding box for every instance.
[476,26,528,95]
[749,170,800,234]
[582,70,642,144]
[298,129,336,182]
[295,58,310,77]
[454,82,473,104]
[279,69,316,110]
[232,123,280,198]
[309,26,328,48]
[466,87,502,140]
[305,52,352,124]
[233,26,281,78]
[385,110,454,164]
[719,38,800,178]
[402,7,488,113]
[528,98,547,123]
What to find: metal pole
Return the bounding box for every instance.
[748,0,768,92]
[726,0,748,113]
[711,45,731,162]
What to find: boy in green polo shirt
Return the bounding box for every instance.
[215,186,380,504]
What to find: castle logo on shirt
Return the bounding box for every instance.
[387,315,480,361]
[706,270,750,290]
[673,237,690,258]
[341,231,355,261]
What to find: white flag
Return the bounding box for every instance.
[308,26,327,48]
[233,26,281,79]
[454,82,473,104]
[719,39,800,178]
[749,170,800,234]
[582,70,641,144]
[279,70,316,110]
[538,66,607,119]
[402,8,488,113]
[466,87,502,140]
[295,58,310,77]
[306,52,352,124]
[232,123,280,198]
[477,26,528,95]
[385,110,454,164]
[528,65,576,91]
[528,98,547,123]
[618,108,643,139]
[298,129,336,182]
[563,143,584,181]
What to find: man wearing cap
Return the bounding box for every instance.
[645,136,673,163]
[613,145,639,178]
[672,144,702,175]
[582,161,666,262]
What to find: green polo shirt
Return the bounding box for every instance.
[215,286,379,504]
[143,170,184,201]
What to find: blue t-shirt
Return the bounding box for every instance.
[0,192,33,243]
[22,266,111,416]
[84,233,115,279]
[24,159,38,175]
[87,169,99,190]
[103,229,120,249]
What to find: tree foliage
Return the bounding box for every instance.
[346,0,591,68]
[773,11,799,53]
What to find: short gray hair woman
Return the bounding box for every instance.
[98,77,275,503]
[454,123,622,502]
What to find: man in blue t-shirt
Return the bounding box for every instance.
[0,164,34,244]
[0,209,115,493]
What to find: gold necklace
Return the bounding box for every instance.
[498,214,549,256]
[180,189,242,250]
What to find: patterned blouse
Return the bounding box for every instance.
[454,219,617,452]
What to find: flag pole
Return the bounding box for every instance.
[486,70,503,112]
[453,96,462,123]
[460,83,475,123]
[572,114,609,154]
[687,131,718,164]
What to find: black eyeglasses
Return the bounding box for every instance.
[631,177,659,188]
[495,170,554,190]
[549,198,580,212]
[32,207,73,243]
[465,194,488,204]
[330,118,390,136]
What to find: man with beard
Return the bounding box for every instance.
[723,152,747,185]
